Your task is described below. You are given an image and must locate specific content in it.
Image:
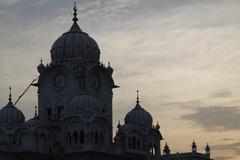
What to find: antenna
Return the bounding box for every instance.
[14,77,39,106]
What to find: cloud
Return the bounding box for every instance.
[213,141,240,160]
[181,106,240,131]
[0,0,19,6]
[211,89,232,98]
[213,156,233,160]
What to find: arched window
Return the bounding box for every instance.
[128,137,132,148]
[94,131,99,144]
[132,137,136,149]
[56,105,64,118]
[102,108,105,114]
[137,138,140,149]
[100,132,104,145]
[67,132,71,145]
[40,133,46,152]
[80,130,84,144]
[73,131,78,144]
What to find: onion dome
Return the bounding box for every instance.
[0,87,25,129]
[50,3,100,65]
[124,91,153,128]
[22,106,41,128]
[22,117,41,128]
[37,59,46,73]
[68,94,101,114]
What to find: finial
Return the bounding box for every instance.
[8,86,12,102]
[73,2,78,23]
[34,106,37,117]
[117,120,121,129]
[136,90,139,104]
[156,121,160,129]
[40,58,43,64]
[108,62,110,67]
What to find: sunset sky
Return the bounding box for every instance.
[0,0,240,159]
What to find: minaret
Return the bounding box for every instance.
[163,142,170,156]
[192,140,197,153]
[205,143,211,158]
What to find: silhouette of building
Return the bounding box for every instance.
[0,4,213,160]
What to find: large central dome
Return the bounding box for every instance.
[50,6,100,65]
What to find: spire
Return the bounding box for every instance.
[34,106,38,117]
[156,121,160,130]
[73,2,78,23]
[192,140,197,153]
[69,2,82,32]
[8,86,12,102]
[117,120,121,129]
[205,143,211,158]
[136,90,140,104]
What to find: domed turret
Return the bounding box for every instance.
[192,140,197,153]
[22,106,42,128]
[37,59,46,73]
[107,62,113,75]
[124,91,153,128]
[163,142,171,155]
[0,87,25,129]
[68,94,101,115]
[50,4,100,65]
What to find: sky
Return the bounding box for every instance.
[0,0,240,159]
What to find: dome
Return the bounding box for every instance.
[0,101,25,129]
[37,59,46,73]
[68,94,101,114]
[22,116,42,128]
[124,90,152,127]
[124,103,153,128]
[124,91,153,128]
[50,7,100,65]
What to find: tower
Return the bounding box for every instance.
[114,91,163,159]
[36,3,117,153]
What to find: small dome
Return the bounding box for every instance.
[124,103,153,128]
[68,94,101,114]
[22,116,42,128]
[0,101,25,129]
[37,59,46,73]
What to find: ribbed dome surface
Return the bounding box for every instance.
[50,23,100,64]
[22,117,42,128]
[68,94,100,114]
[0,102,25,128]
[124,103,152,128]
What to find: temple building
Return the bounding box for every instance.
[0,4,213,160]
